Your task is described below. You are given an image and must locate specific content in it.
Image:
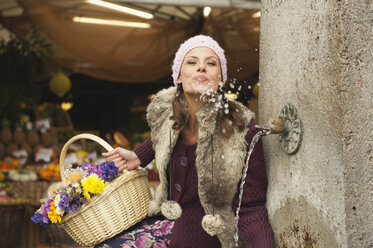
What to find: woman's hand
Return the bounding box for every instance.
[102,147,141,172]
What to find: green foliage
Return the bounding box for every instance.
[0,26,51,127]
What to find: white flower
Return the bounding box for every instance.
[56,206,64,216]
[54,194,61,208]
[73,183,81,193]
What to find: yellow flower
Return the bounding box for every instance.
[48,201,61,223]
[83,190,91,201]
[81,174,105,201]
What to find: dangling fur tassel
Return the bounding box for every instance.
[161,200,182,220]
[202,214,224,236]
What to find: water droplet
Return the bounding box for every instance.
[224,109,229,115]
[228,90,232,94]
[230,83,235,88]
[221,155,225,159]
[255,48,258,52]
[222,128,226,133]
[248,85,252,89]
[224,103,229,108]
[236,108,239,112]
[257,83,261,87]
[238,85,242,91]
[228,120,233,125]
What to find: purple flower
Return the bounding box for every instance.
[100,161,118,182]
[58,192,70,212]
[71,204,79,212]
[154,239,169,248]
[153,220,173,236]
[133,232,152,248]
[31,211,49,226]
[40,199,52,225]
[82,163,103,177]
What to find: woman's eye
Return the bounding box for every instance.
[207,62,216,66]
[187,61,196,64]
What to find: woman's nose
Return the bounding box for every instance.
[197,64,206,72]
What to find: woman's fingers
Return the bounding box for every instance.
[101,147,138,172]
[126,158,141,171]
[116,160,126,171]
[105,153,121,162]
[112,157,123,164]
[102,149,117,157]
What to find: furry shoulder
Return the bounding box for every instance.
[146,86,177,129]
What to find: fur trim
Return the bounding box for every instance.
[161,201,182,220]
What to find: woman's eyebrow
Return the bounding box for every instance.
[185,56,218,60]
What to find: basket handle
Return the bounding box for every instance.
[59,134,114,180]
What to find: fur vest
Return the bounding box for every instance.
[146,86,254,248]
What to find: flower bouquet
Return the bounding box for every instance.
[31,134,151,246]
[31,161,118,225]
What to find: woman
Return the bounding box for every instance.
[98,35,275,248]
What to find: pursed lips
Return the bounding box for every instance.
[193,75,208,82]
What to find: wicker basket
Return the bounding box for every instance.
[58,134,151,246]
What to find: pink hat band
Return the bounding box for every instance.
[172,35,227,85]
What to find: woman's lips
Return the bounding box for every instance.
[194,75,208,82]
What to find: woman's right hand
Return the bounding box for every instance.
[102,147,141,172]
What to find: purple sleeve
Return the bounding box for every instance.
[133,137,155,168]
[232,119,275,247]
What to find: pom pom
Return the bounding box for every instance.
[202,214,224,236]
[161,200,182,220]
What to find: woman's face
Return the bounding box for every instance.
[177,47,222,98]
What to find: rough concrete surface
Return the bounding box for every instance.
[259,0,372,247]
[339,1,373,247]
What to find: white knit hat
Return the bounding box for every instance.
[172,35,227,85]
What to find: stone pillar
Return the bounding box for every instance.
[259,0,373,247]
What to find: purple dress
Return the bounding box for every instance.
[96,119,275,248]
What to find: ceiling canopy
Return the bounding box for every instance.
[0,0,261,83]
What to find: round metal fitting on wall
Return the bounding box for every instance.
[279,103,303,154]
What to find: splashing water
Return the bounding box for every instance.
[199,81,214,102]
[234,130,266,247]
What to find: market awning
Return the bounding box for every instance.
[1,0,261,83]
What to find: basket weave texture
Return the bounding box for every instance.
[58,134,151,246]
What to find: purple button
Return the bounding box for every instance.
[180,156,188,166]
[175,183,182,192]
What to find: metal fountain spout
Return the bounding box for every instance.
[255,103,303,154]
[255,117,286,135]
